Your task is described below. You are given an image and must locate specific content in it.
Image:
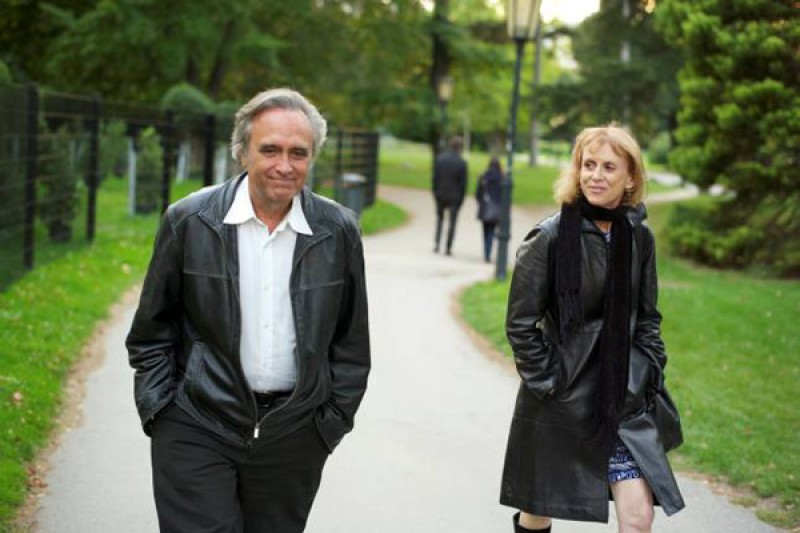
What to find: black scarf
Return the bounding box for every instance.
[556,196,632,456]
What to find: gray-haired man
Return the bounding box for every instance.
[127,88,370,532]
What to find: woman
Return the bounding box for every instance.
[476,157,504,262]
[500,125,684,533]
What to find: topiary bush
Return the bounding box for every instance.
[134,126,163,214]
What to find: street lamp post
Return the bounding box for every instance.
[436,75,454,151]
[496,0,542,281]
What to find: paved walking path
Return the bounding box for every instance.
[29,185,781,532]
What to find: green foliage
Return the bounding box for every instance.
[162,83,214,114]
[656,0,800,275]
[134,127,163,214]
[667,194,800,277]
[646,130,672,166]
[37,123,83,243]
[535,1,683,144]
[0,61,10,82]
[99,119,128,180]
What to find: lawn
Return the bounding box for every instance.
[380,137,676,206]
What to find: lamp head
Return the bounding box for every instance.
[507,0,542,40]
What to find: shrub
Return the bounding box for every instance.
[134,127,163,214]
[37,123,82,242]
[99,119,129,180]
[666,195,800,277]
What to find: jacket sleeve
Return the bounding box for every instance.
[126,209,182,435]
[633,226,668,388]
[506,227,558,399]
[316,228,371,451]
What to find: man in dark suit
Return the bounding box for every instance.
[432,136,468,255]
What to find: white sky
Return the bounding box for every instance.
[539,0,601,26]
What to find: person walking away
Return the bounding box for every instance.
[475,157,503,262]
[126,87,371,533]
[500,125,684,533]
[432,136,468,255]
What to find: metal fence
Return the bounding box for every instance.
[0,82,379,290]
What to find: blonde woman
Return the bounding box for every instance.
[500,125,684,533]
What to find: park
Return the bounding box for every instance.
[0,1,797,531]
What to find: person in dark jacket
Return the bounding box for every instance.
[126,88,370,533]
[500,125,684,533]
[432,136,468,255]
[475,157,504,262]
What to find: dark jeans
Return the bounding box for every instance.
[482,221,497,261]
[150,403,329,533]
[434,199,461,252]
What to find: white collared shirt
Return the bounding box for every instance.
[223,176,312,392]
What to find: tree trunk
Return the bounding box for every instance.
[206,19,236,99]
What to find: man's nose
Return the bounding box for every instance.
[276,154,292,174]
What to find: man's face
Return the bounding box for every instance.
[240,108,313,213]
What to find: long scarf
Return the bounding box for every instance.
[556,196,632,456]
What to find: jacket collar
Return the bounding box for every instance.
[200,172,330,237]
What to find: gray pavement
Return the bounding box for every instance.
[29,185,781,532]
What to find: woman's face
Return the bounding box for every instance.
[578,142,633,209]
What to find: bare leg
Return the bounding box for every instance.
[519,512,552,530]
[610,478,654,533]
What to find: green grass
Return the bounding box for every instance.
[379,138,676,204]
[0,178,195,526]
[360,198,407,236]
[0,177,404,529]
[461,199,800,529]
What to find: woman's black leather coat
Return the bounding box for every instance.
[500,206,684,522]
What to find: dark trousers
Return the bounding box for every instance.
[434,199,461,252]
[150,403,330,533]
[481,221,497,261]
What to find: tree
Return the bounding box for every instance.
[573,0,682,140]
[656,0,800,276]
[534,0,682,145]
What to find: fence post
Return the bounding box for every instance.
[203,113,215,187]
[161,110,174,213]
[23,83,38,270]
[86,94,101,241]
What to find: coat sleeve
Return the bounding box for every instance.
[506,227,558,399]
[633,225,668,388]
[316,225,371,451]
[126,209,182,435]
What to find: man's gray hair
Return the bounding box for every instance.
[230,88,327,163]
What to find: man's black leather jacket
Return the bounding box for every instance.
[126,175,370,451]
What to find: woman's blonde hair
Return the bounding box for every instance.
[553,125,647,206]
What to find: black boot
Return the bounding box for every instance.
[513,512,551,533]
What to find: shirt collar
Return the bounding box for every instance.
[223,175,312,236]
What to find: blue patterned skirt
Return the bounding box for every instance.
[608,439,643,483]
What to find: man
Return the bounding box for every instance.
[127,88,370,533]
[432,135,468,255]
